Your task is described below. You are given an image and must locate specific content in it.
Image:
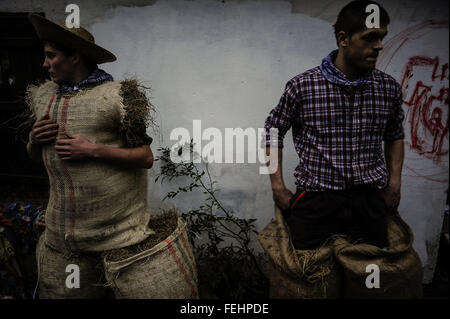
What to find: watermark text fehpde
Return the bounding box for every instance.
[179,303,269,316]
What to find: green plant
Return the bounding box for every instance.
[155,141,268,298]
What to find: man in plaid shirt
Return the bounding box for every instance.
[265,0,405,249]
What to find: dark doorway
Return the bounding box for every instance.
[0,12,49,200]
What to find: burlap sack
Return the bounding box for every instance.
[103,217,199,299]
[27,81,154,253]
[258,206,342,298]
[36,235,106,299]
[333,212,423,299]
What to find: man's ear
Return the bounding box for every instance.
[337,31,349,48]
[71,51,82,65]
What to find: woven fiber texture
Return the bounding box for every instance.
[258,205,423,299]
[333,212,423,298]
[27,81,154,254]
[258,206,341,298]
[36,236,107,299]
[103,217,199,299]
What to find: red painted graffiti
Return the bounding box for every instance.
[401,56,449,163]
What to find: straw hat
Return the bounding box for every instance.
[28,13,116,64]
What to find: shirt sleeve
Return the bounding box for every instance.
[264,80,299,148]
[384,83,405,142]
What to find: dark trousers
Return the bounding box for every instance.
[283,187,388,250]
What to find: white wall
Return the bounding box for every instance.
[2,0,448,283]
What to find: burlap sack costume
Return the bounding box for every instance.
[333,212,423,298]
[258,206,341,298]
[35,215,199,299]
[28,79,200,299]
[103,217,199,299]
[35,235,107,299]
[25,14,200,299]
[258,205,423,299]
[27,80,154,255]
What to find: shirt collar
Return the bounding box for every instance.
[56,68,114,94]
[319,50,378,87]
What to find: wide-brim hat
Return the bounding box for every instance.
[28,13,116,64]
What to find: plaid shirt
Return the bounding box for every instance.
[265,50,405,191]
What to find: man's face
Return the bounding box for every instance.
[344,27,388,72]
[42,44,75,85]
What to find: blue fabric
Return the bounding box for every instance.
[56,68,113,94]
[319,50,378,86]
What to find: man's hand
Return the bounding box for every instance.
[272,187,294,211]
[55,131,153,168]
[383,139,404,213]
[55,131,97,161]
[29,115,58,145]
[381,183,401,213]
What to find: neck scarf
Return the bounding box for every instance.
[56,68,114,94]
[319,50,378,87]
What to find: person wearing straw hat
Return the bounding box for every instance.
[26,13,155,298]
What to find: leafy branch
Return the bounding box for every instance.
[155,140,267,298]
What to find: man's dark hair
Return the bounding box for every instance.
[333,0,390,45]
[43,40,98,73]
